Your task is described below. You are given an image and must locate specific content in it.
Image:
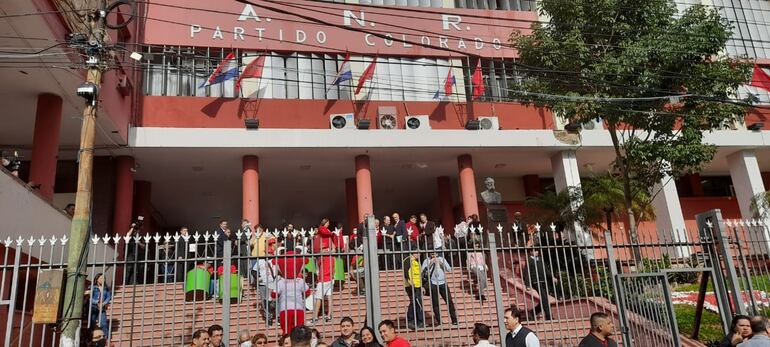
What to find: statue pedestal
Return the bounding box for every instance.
[486,205,509,230]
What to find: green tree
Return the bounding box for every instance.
[512,0,751,246]
[582,174,655,233]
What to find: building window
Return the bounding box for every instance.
[141,46,523,102]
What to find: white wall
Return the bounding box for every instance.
[0,173,71,238]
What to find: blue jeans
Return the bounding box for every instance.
[90,305,109,337]
[405,286,424,326]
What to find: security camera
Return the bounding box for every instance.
[76,82,98,105]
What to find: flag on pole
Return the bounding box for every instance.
[750,64,770,92]
[235,53,266,93]
[199,52,239,88]
[471,59,485,100]
[332,53,353,86]
[355,56,377,95]
[433,68,456,99]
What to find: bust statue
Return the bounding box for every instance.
[480,177,502,205]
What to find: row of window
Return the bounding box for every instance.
[142,47,521,102]
[316,0,536,11]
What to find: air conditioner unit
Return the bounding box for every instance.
[405,115,431,130]
[478,116,499,130]
[582,118,603,130]
[329,113,355,130]
[377,106,398,130]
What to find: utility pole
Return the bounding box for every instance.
[57,1,107,345]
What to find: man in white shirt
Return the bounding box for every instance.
[504,306,540,347]
[472,323,496,347]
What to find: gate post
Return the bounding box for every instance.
[604,231,632,347]
[488,236,508,346]
[363,215,381,337]
[695,209,746,316]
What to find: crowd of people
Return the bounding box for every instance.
[91,210,577,346]
[175,306,638,347]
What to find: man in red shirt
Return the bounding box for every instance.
[311,251,335,324]
[378,320,411,347]
[405,215,420,242]
[273,248,307,279]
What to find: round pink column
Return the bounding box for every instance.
[29,94,63,200]
[437,176,455,229]
[345,178,359,231]
[457,154,479,219]
[112,156,135,236]
[355,155,374,220]
[243,155,260,225]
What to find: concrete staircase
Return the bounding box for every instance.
[107,264,707,347]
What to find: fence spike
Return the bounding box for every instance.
[193,231,200,241]
[4,237,12,246]
[738,219,745,227]
[143,234,152,243]
[244,230,252,239]
[478,225,484,233]
[235,229,243,240]
[708,219,716,228]
[212,231,220,241]
[27,236,35,246]
[60,235,68,245]
[496,223,503,232]
[50,235,58,245]
[91,235,100,245]
[112,235,121,244]
[512,223,519,232]
[203,231,211,241]
[38,236,47,246]
[436,225,444,234]
[15,236,24,246]
[535,223,541,232]
[152,233,161,243]
[308,228,316,237]
[102,235,111,244]
[164,233,172,243]
[469,225,476,234]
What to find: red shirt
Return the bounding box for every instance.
[317,226,334,249]
[405,222,420,241]
[388,336,411,347]
[272,251,306,279]
[317,255,334,282]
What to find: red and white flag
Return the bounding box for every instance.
[471,59,485,100]
[355,56,377,95]
[235,53,267,94]
[750,64,770,92]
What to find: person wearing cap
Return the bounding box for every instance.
[402,242,424,330]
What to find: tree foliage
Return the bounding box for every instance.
[513,0,752,243]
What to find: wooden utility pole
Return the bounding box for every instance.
[56,1,106,345]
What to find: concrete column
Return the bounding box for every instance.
[550,151,592,259]
[355,155,374,220]
[652,175,690,258]
[728,150,770,253]
[29,94,63,200]
[242,155,260,225]
[112,156,135,236]
[457,154,479,218]
[522,174,541,197]
[346,178,359,232]
[437,176,455,229]
[728,150,766,219]
[132,181,153,233]
[551,151,581,191]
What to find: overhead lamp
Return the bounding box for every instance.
[564,122,581,132]
[465,119,480,130]
[357,119,371,130]
[748,122,764,131]
[245,118,259,130]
